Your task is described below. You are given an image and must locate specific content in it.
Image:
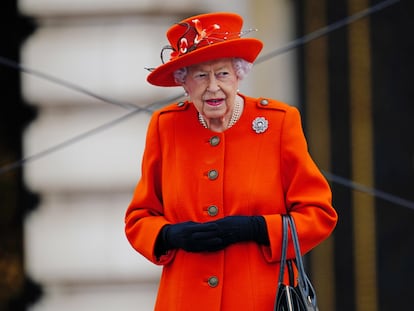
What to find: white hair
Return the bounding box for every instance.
[232,58,253,80]
[173,67,188,85]
[173,58,253,85]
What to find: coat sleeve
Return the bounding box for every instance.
[124,112,175,265]
[262,105,338,262]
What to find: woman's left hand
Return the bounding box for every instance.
[206,216,270,248]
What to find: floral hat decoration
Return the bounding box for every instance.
[146,12,263,87]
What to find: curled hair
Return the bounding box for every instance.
[173,67,188,85]
[173,58,253,85]
[232,58,253,80]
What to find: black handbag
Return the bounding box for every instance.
[274,215,319,311]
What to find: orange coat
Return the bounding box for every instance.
[125,95,337,311]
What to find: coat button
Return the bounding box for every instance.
[209,136,220,146]
[207,170,219,180]
[177,101,185,107]
[207,205,219,217]
[208,276,219,288]
[260,99,269,106]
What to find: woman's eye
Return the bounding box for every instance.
[217,71,229,78]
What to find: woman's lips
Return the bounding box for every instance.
[205,98,224,107]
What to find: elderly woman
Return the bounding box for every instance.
[125,12,337,311]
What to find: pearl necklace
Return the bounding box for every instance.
[198,98,243,129]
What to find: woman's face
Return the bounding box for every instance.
[183,58,240,122]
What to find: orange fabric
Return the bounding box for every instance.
[125,95,337,311]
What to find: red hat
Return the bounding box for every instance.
[146,12,263,87]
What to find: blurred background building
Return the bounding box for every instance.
[0,0,413,310]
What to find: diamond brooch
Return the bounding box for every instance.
[252,117,269,134]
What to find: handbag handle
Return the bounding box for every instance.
[278,215,319,309]
[286,215,312,300]
[277,215,289,285]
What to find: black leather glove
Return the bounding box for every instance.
[160,221,221,252]
[154,217,269,257]
[210,216,270,248]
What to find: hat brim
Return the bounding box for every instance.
[147,38,263,87]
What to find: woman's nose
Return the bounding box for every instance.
[207,75,220,93]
